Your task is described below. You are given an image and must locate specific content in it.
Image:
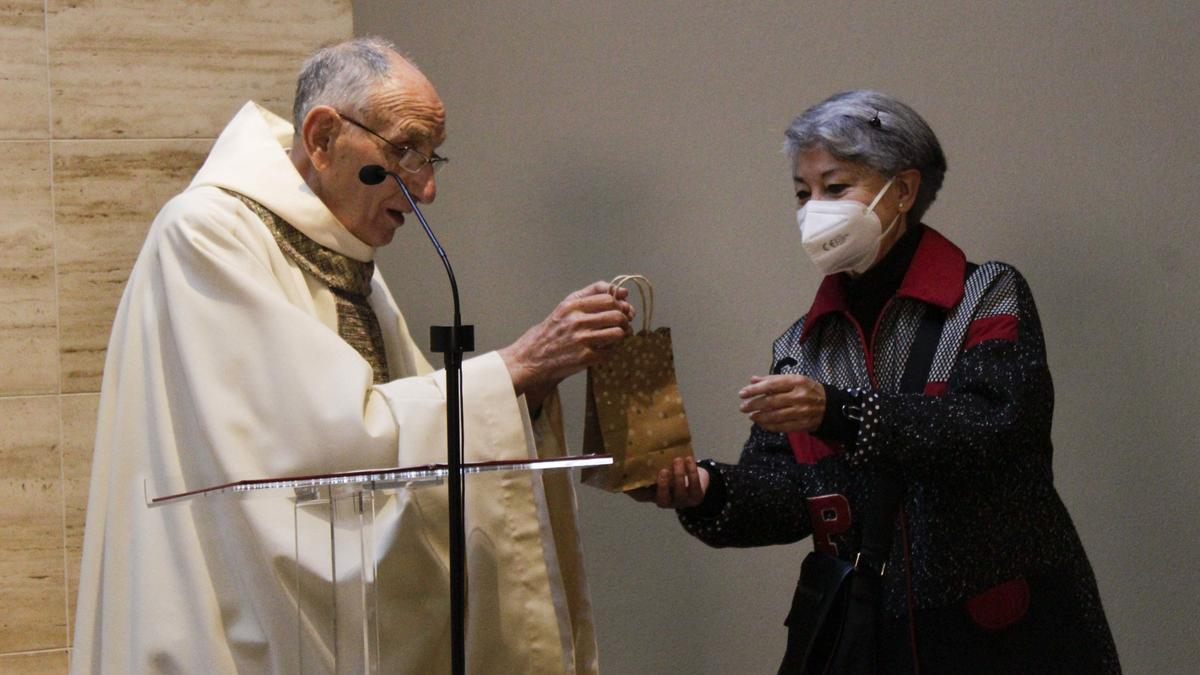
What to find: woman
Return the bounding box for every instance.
[643,90,1119,673]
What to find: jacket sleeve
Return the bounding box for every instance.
[845,266,1054,481]
[677,422,819,548]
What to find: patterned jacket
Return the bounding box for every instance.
[679,226,1116,664]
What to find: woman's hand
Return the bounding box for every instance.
[627,457,708,509]
[739,374,826,433]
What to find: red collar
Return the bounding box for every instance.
[799,225,967,343]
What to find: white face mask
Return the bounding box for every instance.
[796,177,900,276]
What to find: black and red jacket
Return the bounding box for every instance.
[679,225,1118,671]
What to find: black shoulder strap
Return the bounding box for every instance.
[898,305,948,394]
[860,304,946,565]
[860,264,971,568]
[897,261,975,395]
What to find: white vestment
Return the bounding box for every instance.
[71,102,598,674]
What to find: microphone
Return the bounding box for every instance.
[358,164,388,186]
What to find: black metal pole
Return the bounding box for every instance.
[441,327,466,675]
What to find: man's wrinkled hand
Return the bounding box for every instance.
[499,280,634,408]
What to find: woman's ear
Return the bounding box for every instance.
[300,106,342,171]
[895,168,922,215]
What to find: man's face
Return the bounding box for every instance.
[313,64,446,248]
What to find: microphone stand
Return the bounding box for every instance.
[365,166,473,675]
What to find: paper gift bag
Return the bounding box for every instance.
[581,275,694,492]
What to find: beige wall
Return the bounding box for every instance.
[357,1,1199,673]
[0,2,351,670]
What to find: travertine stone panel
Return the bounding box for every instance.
[0,649,68,674]
[0,1,50,139]
[54,140,211,392]
[0,142,57,395]
[0,396,66,652]
[47,0,353,139]
[60,393,98,644]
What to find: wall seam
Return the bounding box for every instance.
[0,137,217,143]
[0,647,70,657]
[43,0,73,654]
[0,392,58,401]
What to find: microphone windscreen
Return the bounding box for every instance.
[358,164,388,185]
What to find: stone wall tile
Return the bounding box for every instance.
[0,396,66,652]
[0,142,57,395]
[0,1,50,139]
[48,0,353,138]
[54,140,211,392]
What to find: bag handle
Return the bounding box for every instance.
[609,274,653,332]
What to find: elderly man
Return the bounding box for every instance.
[71,38,627,673]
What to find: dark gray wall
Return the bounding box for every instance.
[355,2,1200,672]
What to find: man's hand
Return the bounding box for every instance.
[738,374,826,433]
[499,281,635,409]
[627,456,709,509]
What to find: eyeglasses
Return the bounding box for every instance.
[338,113,448,174]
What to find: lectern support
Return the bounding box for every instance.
[431,321,473,675]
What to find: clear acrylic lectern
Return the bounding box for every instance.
[147,454,611,673]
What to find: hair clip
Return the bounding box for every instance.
[868,112,882,128]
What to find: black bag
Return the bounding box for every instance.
[778,300,950,675]
[781,552,855,674]
[778,481,898,675]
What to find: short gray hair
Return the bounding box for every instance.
[292,37,401,132]
[785,90,947,223]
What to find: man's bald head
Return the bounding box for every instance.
[291,37,444,143]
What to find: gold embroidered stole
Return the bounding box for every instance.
[225,191,391,384]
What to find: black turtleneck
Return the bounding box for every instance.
[846,223,925,341]
[815,225,926,444]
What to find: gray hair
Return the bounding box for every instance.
[785,90,947,223]
[292,37,404,132]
